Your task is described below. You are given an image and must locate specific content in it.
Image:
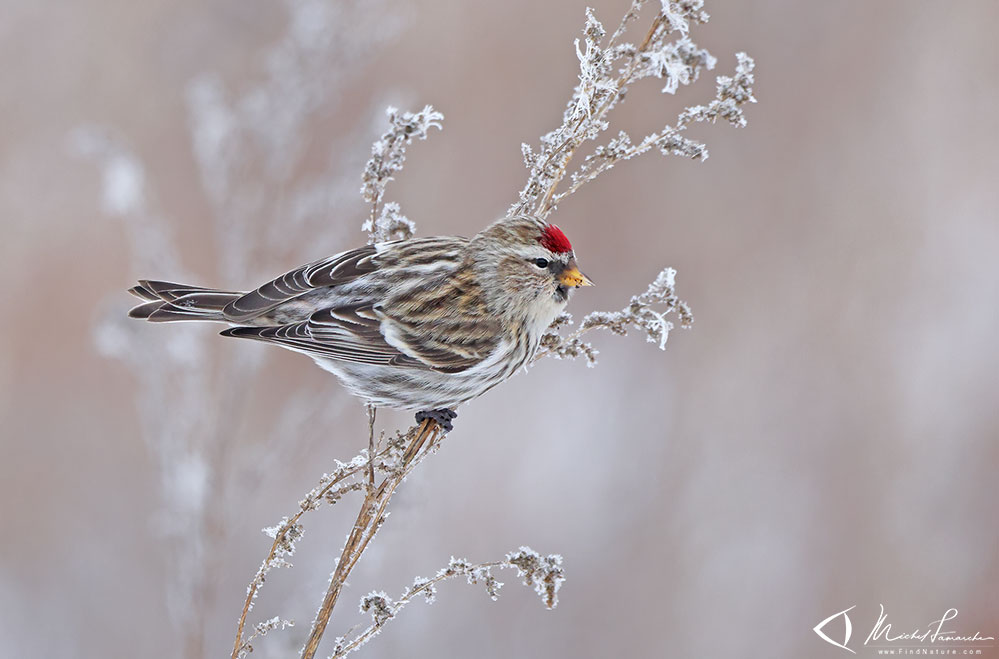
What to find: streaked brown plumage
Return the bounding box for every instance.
[128,215,592,412]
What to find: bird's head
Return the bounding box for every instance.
[469,215,593,325]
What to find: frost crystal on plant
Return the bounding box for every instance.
[359,591,394,626]
[505,547,565,610]
[326,548,556,657]
[263,519,304,559]
[678,51,756,129]
[253,616,294,638]
[538,268,693,367]
[408,577,437,604]
[361,105,443,244]
[513,1,755,217]
[361,201,417,244]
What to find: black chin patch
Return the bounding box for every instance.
[554,284,569,302]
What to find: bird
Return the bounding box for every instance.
[127,214,593,430]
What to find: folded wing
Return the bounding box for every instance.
[221,239,504,374]
[222,245,379,322]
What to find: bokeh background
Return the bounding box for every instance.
[2,1,997,657]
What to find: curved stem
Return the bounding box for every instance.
[300,419,441,659]
[532,15,664,218]
[231,456,371,659]
[333,560,506,657]
[366,405,377,489]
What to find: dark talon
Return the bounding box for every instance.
[415,408,457,433]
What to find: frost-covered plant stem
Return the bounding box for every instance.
[360,106,440,245]
[232,419,444,659]
[335,548,564,658]
[299,418,443,659]
[337,559,506,656]
[366,405,376,489]
[537,267,694,366]
[515,0,755,219]
[533,14,665,216]
[233,419,566,659]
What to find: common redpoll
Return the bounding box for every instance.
[128,215,592,426]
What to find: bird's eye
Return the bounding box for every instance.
[533,258,550,269]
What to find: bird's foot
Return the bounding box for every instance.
[415,408,457,433]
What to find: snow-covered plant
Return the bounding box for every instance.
[514,0,755,218]
[515,0,754,363]
[539,267,695,366]
[326,548,562,657]
[361,106,442,244]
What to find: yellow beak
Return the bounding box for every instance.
[558,264,595,288]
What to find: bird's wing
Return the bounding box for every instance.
[222,245,380,322]
[221,258,504,374]
[221,304,410,367]
[374,271,504,373]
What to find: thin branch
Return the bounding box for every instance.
[300,419,443,659]
[515,2,752,219]
[534,267,693,367]
[232,458,370,659]
[334,547,565,658]
[361,106,441,244]
[334,560,503,657]
[366,405,376,489]
[530,14,665,218]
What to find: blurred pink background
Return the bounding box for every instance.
[2,1,997,657]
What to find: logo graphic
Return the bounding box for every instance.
[813,605,856,653]
[813,604,995,654]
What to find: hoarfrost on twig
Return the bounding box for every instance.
[538,267,694,367]
[328,548,558,658]
[359,591,394,626]
[505,546,565,610]
[361,201,417,244]
[361,105,443,244]
[513,1,755,218]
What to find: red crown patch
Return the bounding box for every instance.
[539,224,572,254]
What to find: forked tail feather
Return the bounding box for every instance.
[127,280,244,322]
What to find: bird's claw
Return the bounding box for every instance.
[415,408,457,433]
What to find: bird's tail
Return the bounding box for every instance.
[127,280,244,322]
